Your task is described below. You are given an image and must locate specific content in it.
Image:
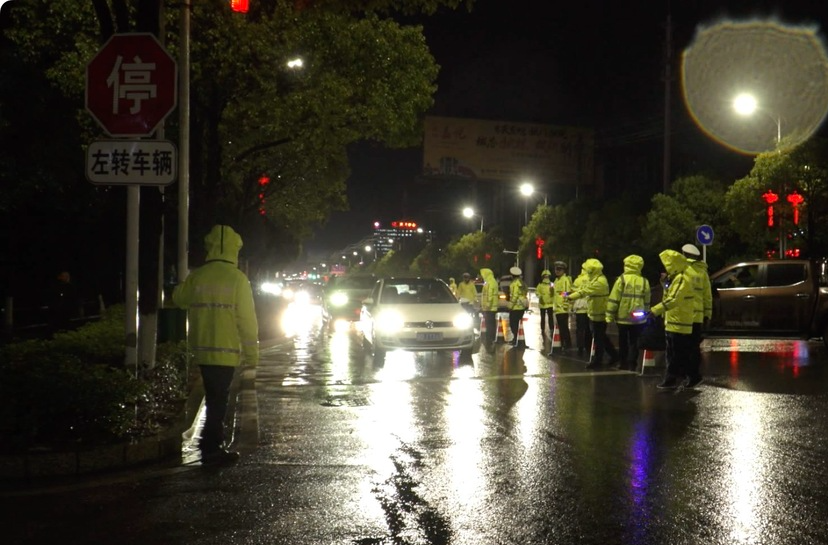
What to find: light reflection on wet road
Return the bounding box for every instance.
[4,312,828,545]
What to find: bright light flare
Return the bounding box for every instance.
[452,312,473,329]
[330,292,348,307]
[733,92,758,116]
[260,282,282,296]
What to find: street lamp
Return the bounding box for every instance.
[519,182,534,227]
[462,206,484,232]
[733,92,781,144]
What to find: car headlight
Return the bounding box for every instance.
[453,312,473,329]
[294,290,311,305]
[376,310,404,332]
[330,292,348,307]
[260,282,282,296]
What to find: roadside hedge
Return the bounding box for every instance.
[0,305,193,453]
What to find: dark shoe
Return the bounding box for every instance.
[657,378,679,390]
[685,376,704,388]
[585,362,599,370]
[201,448,240,465]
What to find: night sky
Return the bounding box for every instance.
[306,0,828,259]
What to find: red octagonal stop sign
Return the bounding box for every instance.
[86,33,177,137]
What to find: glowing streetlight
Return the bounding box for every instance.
[462,206,484,232]
[286,57,304,69]
[733,92,781,144]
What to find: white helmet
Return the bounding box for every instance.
[681,244,701,257]
[509,266,522,276]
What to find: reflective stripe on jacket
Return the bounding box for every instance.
[173,225,259,367]
[650,250,694,334]
[568,258,608,322]
[606,254,651,325]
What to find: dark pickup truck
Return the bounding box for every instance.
[708,258,828,346]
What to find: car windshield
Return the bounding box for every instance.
[381,280,455,304]
[331,276,376,290]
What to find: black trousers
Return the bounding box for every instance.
[616,323,642,369]
[555,313,572,349]
[509,309,525,344]
[665,331,694,380]
[539,307,554,335]
[576,313,592,351]
[589,320,618,364]
[199,365,236,452]
[482,310,497,344]
[688,322,703,380]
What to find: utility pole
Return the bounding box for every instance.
[663,12,673,194]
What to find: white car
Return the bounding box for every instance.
[360,277,477,361]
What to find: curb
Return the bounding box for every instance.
[0,338,279,483]
[0,377,205,483]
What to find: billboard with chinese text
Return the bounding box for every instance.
[423,116,594,185]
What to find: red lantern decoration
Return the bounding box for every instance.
[787,191,805,225]
[762,189,779,227]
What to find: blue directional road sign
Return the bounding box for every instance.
[696,224,714,246]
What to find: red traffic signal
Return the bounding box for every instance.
[230,0,249,13]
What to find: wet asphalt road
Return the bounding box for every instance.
[4,312,828,545]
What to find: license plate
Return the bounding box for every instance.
[416,332,443,342]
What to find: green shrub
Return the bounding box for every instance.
[0,305,192,452]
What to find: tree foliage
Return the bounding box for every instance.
[438,231,505,278]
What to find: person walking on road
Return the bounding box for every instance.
[571,263,592,357]
[173,225,259,464]
[605,254,651,371]
[479,268,499,349]
[550,261,573,353]
[681,243,711,387]
[508,266,529,347]
[566,258,619,369]
[649,249,695,390]
[536,269,555,340]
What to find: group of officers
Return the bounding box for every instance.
[450,243,712,391]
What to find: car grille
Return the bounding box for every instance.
[404,321,453,328]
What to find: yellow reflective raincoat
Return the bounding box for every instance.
[650,250,694,334]
[173,225,259,367]
[567,258,609,322]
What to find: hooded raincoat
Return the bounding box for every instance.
[567,258,609,322]
[536,270,554,310]
[606,254,651,325]
[173,225,259,367]
[479,268,500,312]
[650,250,694,334]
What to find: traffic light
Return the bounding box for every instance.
[258,175,269,216]
[535,236,544,259]
[230,0,249,13]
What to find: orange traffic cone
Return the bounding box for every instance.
[640,349,657,375]
[496,312,508,344]
[514,317,527,349]
[549,320,562,352]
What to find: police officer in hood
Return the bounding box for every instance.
[174,225,259,464]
